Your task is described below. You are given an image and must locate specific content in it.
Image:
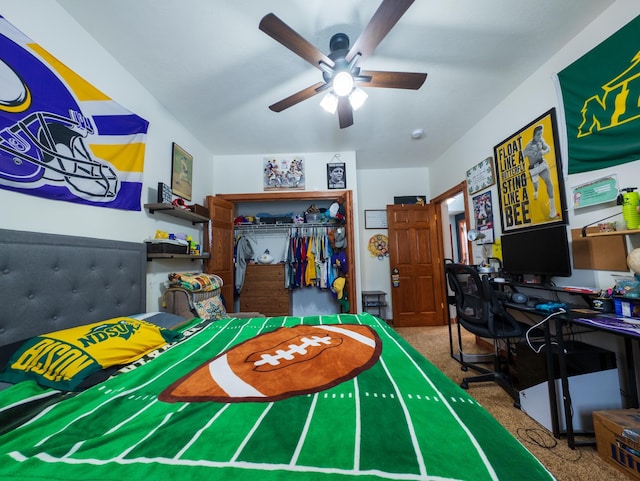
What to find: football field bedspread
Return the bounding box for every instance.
[0,313,555,481]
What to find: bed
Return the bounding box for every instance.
[0,228,556,481]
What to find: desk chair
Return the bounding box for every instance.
[444,262,523,407]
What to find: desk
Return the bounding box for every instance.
[556,313,640,449]
[505,299,640,448]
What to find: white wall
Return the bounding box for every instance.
[356,167,429,316]
[428,0,640,290]
[4,0,637,319]
[0,1,214,310]
[212,151,356,195]
[211,154,430,315]
[212,151,364,310]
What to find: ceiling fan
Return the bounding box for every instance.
[259,0,427,129]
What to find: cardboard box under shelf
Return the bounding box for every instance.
[593,409,640,479]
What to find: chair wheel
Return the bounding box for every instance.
[460,380,469,390]
[513,400,521,409]
[461,366,468,372]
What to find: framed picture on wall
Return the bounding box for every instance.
[364,210,388,229]
[472,191,494,244]
[493,108,567,232]
[263,157,305,190]
[171,142,193,201]
[327,162,346,189]
[466,157,495,194]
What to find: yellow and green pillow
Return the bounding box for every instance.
[0,317,181,391]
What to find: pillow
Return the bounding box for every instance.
[130,311,190,329]
[194,295,228,321]
[0,317,182,391]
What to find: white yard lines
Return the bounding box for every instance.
[371,317,499,481]
[173,404,231,460]
[104,398,160,436]
[0,389,60,414]
[230,402,275,463]
[352,376,362,472]
[11,451,467,481]
[59,398,165,457]
[33,318,235,447]
[377,355,427,478]
[116,411,176,460]
[289,392,318,466]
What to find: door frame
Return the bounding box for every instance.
[431,181,471,325]
[215,190,357,313]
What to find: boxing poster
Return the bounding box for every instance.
[493,108,567,232]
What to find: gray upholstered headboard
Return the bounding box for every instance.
[0,229,146,347]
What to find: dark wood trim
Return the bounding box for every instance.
[215,190,356,314]
[432,180,469,325]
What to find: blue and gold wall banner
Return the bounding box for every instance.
[557,15,640,174]
[0,16,149,211]
[493,108,567,233]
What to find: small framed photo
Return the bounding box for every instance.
[171,142,193,201]
[364,209,388,229]
[327,162,346,189]
[466,157,495,194]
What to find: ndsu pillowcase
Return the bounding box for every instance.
[0,317,181,391]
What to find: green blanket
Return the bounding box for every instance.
[0,313,555,481]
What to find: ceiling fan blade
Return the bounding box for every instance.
[360,70,427,90]
[269,82,325,112]
[346,0,415,63]
[337,97,354,129]
[260,13,334,71]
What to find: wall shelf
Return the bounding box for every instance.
[144,203,209,224]
[583,228,640,237]
[234,222,339,234]
[147,252,210,261]
[144,203,210,262]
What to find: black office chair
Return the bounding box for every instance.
[444,262,523,407]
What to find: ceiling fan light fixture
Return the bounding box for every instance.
[333,71,354,97]
[260,1,428,128]
[349,87,368,111]
[320,91,339,114]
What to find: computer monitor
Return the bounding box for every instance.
[501,224,572,283]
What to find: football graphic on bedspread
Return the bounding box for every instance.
[159,324,382,403]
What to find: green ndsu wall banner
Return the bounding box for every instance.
[557,15,640,174]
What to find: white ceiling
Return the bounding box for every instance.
[56,0,614,170]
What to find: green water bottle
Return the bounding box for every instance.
[620,188,640,230]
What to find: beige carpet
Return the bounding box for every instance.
[395,325,629,481]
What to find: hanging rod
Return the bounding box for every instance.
[234,222,338,234]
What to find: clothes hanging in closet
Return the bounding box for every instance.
[234,235,254,293]
[285,227,336,291]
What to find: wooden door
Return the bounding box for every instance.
[387,203,444,326]
[205,195,234,306]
